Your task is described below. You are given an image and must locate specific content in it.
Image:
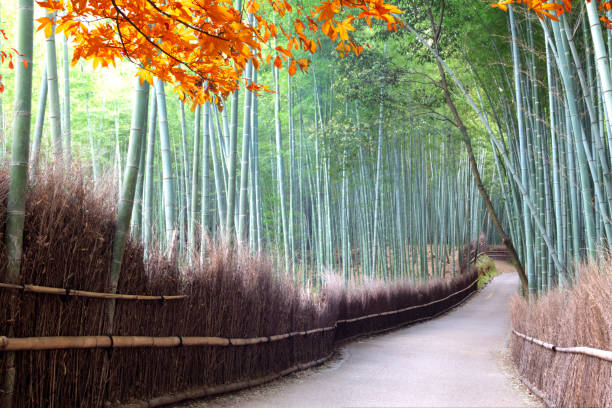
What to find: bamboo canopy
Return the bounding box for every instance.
[0,282,186,301]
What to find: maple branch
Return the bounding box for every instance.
[144,0,229,42]
[113,11,138,67]
[109,0,206,82]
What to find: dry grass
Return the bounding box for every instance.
[510,261,612,408]
[0,169,477,407]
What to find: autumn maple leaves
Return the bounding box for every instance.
[31,0,402,107]
[0,28,28,93]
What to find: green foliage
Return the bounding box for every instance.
[476,255,498,289]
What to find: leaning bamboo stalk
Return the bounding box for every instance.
[512,330,612,362]
[0,282,186,301]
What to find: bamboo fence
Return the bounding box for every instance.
[337,277,478,324]
[512,330,612,362]
[113,275,481,408]
[0,277,479,353]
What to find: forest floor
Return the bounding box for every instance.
[177,262,543,407]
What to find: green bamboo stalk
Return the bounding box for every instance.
[189,104,201,250]
[274,62,289,272]
[154,78,177,253]
[45,12,63,163]
[62,36,71,164]
[237,62,252,242]
[2,1,34,405]
[143,92,157,256]
[30,66,47,177]
[109,79,149,296]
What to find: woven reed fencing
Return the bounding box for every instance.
[510,265,612,408]
[0,265,478,408]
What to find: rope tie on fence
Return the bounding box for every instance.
[106,335,114,354]
[159,295,165,306]
[178,336,183,347]
[61,287,71,302]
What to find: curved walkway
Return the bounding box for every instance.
[181,263,541,407]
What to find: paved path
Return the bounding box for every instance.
[181,264,540,408]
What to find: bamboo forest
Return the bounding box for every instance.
[0,0,610,407]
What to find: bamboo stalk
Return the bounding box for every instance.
[0,282,186,301]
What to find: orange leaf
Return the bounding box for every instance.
[273,55,282,69]
[288,60,297,76]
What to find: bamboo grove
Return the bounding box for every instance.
[2,0,612,299]
[0,0,502,294]
[484,0,612,293]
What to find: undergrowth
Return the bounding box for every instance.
[475,255,497,289]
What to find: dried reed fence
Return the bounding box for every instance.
[0,171,478,407]
[510,261,612,408]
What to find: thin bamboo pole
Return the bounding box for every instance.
[0,282,186,301]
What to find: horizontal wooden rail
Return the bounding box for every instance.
[0,276,477,352]
[0,282,186,301]
[512,330,612,362]
[0,326,338,352]
[336,277,478,324]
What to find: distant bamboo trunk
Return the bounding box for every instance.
[62,36,72,164]
[154,78,177,254]
[30,66,48,176]
[189,104,201,251]
[237,62,252,242]
[86,95,98,185]
[143,94,157,257]
[200,102,211,258]
[274,63,289,272]
[45,12,63,163]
